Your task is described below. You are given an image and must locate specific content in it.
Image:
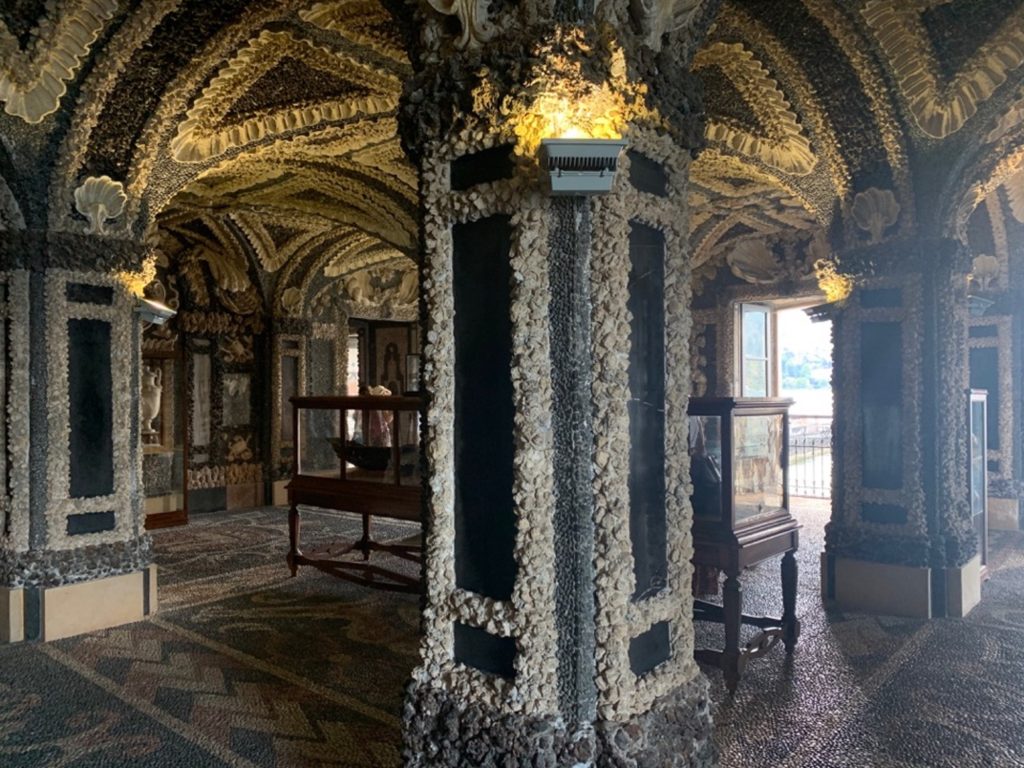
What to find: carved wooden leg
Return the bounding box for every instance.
[781,550,800,653]
[723,570,742,693]
[287,503,301,577]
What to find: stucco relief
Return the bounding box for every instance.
[694,42,816,176]
[862,0,1024,140]
[171,30,401,163]
[0,0,118,123]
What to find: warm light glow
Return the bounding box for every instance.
[813,258,854,303]
[498,27,653,154]
[116,253,157,298]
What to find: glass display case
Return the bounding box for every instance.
[687,397,799,692]
[688,397,791,536]
[142,348,188,529]
[287,395,423,592]
[969,389,988,572]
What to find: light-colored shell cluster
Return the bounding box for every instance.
[45,270,140,551]
[0,271,30,555]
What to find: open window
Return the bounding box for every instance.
[738,303,774,397]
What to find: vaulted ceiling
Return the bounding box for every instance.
[0,0,1022,309]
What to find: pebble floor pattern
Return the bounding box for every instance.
[0,502,1021,766]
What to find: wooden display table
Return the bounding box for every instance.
[693,517,800,693]
[688,397,801,692]
[286,395,423,593]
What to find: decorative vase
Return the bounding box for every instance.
[141,365,163,437]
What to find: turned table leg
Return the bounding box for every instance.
[287,503,302,577]
[723,569,743,693]
[781,549,800,653]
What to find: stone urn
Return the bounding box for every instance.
[140,365,163,437]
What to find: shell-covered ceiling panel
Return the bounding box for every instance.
[0,0,1022,286]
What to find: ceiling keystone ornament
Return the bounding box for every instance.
[629,0,706,52]
[693,43,815,176]
[171,30,401,163]
[424,0,495,50]
[726,239,780,284]
[851,187,900,244]
[0,0,118,123]
[862,0,1024,139]
[74,175,127,235]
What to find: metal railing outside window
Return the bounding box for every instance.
[789,416,832,498]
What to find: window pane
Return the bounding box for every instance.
[744,358,768,397]
[743,308,767,359]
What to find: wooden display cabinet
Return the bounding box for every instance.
[688,397,800,692]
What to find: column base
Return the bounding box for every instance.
[0,565,157,643]
[821,554,982,618]
[989,497,1020,531]
[402,677,714,767]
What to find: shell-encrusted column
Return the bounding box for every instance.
[399,5,717,764]
[0,231,155,643]
[823,239,977,619]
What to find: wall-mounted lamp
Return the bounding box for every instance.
[135,297,176,325]
[540,138,626,196]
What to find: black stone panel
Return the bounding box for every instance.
[859,287,902,308]
[627,151,668,197]
[969,325,998,339]
[861,503,908,526]
[188,487,227,514]
[453,622,516,679]
[970,347,1001,451]
[68,319,114,499]
[66,283,113,305]
[627,222,667,601]
[629,621,671,677]
[450,145,515,191]
[860,321,903,490]
[452,215,517,600]
[66,511,116,535]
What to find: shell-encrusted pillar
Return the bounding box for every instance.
[0,231,155,643]
[400,4,717,764]
[823,238,977,619]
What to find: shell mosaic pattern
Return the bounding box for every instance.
[0,271,30,555]
[969,316,1015,483]
[589,129,700,721]
[832,275,929,549]
[44,269,139,552]
[413,121,561,718]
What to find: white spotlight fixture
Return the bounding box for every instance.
[135,297,176,325]
[540,138,627,196]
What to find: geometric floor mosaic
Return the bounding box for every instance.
[1,502,1023,766]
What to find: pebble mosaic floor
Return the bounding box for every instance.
[0,501,1021,766]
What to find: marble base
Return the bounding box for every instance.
[402,677,714,767]
[0,565,157,643]
[822,554,982,619]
